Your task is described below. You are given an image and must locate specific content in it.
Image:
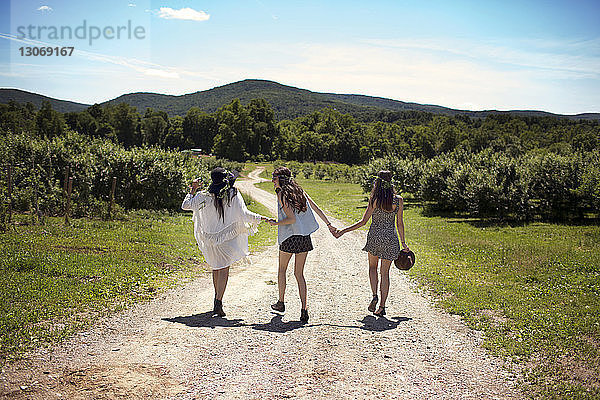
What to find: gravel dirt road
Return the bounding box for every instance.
[0,168,523,399]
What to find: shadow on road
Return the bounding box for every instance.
[323,315,411,332]
[250,313,316,333]
[162,311,245,329]
[358,315,412,332]
[163,312,410,333]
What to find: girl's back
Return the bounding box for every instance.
[363,196,401,261]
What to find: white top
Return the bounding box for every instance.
[182,190,262,269]
[277,193,319,244]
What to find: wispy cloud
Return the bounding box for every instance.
[128,3,136,7]
[0,69,27,78]
[0,33,210,80]
[156,7,210,22]
[37,5,53,12]
[205,40,599,114]
[362,37,600,80]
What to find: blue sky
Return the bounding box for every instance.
[1,0,599,114]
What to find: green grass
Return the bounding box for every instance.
[0,199,276,364]
[258,175,600,399]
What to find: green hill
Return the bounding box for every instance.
[2,80,599,121]
[0,88,89,113]
[102,79,385,119]
[100,79,600,120]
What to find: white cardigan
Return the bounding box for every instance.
[182,190,262,269]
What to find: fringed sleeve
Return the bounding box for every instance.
[182,192,207,211]
[196,221,253,246]
[236,191,262,235]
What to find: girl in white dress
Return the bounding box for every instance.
[182,167,270,316]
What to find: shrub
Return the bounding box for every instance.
[0,131,240,217]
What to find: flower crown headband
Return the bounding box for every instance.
[215,170,235,199]
[372,175,397,190]
[272,172,293,182]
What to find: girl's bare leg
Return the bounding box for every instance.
[294,251,308,309]
[212,269,218,298]
[368,252,379,296]
[379,260,392,308]
[215,267,229,301]
[278,251,293,302]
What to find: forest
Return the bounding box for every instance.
[1,98,599,222]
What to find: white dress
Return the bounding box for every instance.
[182,190,262,270]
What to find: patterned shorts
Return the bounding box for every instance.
[280,235,313,254]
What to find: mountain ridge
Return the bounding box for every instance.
[1,79,598,121]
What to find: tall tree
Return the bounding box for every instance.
[106,103,141,147]
[142,108,169,146]
[35,101,65,139]
[183,107,217,153]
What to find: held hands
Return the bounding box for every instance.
[259,217,277,225]
[328,224,344,239]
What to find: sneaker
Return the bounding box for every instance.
[271,300,285,312]
[300,309,309,323]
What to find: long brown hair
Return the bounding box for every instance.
[369,170,395,211]
[273,167,307,212]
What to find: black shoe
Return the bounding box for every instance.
[300,309,309,323]
[368,294,378,313]
[213,298,226,317]
[271,300,285,312]
[374,306,386,317]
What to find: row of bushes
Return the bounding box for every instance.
[359,149,600,220]
[0,131,243,221]
[268,160,362,183]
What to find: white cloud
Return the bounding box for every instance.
[37,5,53,12]
[157,7,210,22]
[128,3,136,7]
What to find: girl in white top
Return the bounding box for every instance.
[182,168,269,317]
[268,167,336,323]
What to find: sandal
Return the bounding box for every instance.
[368,294,378,313]
[213,299,226,317]
[300,309,309,323]
[374,306,386,317]
[271,300,285,312]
